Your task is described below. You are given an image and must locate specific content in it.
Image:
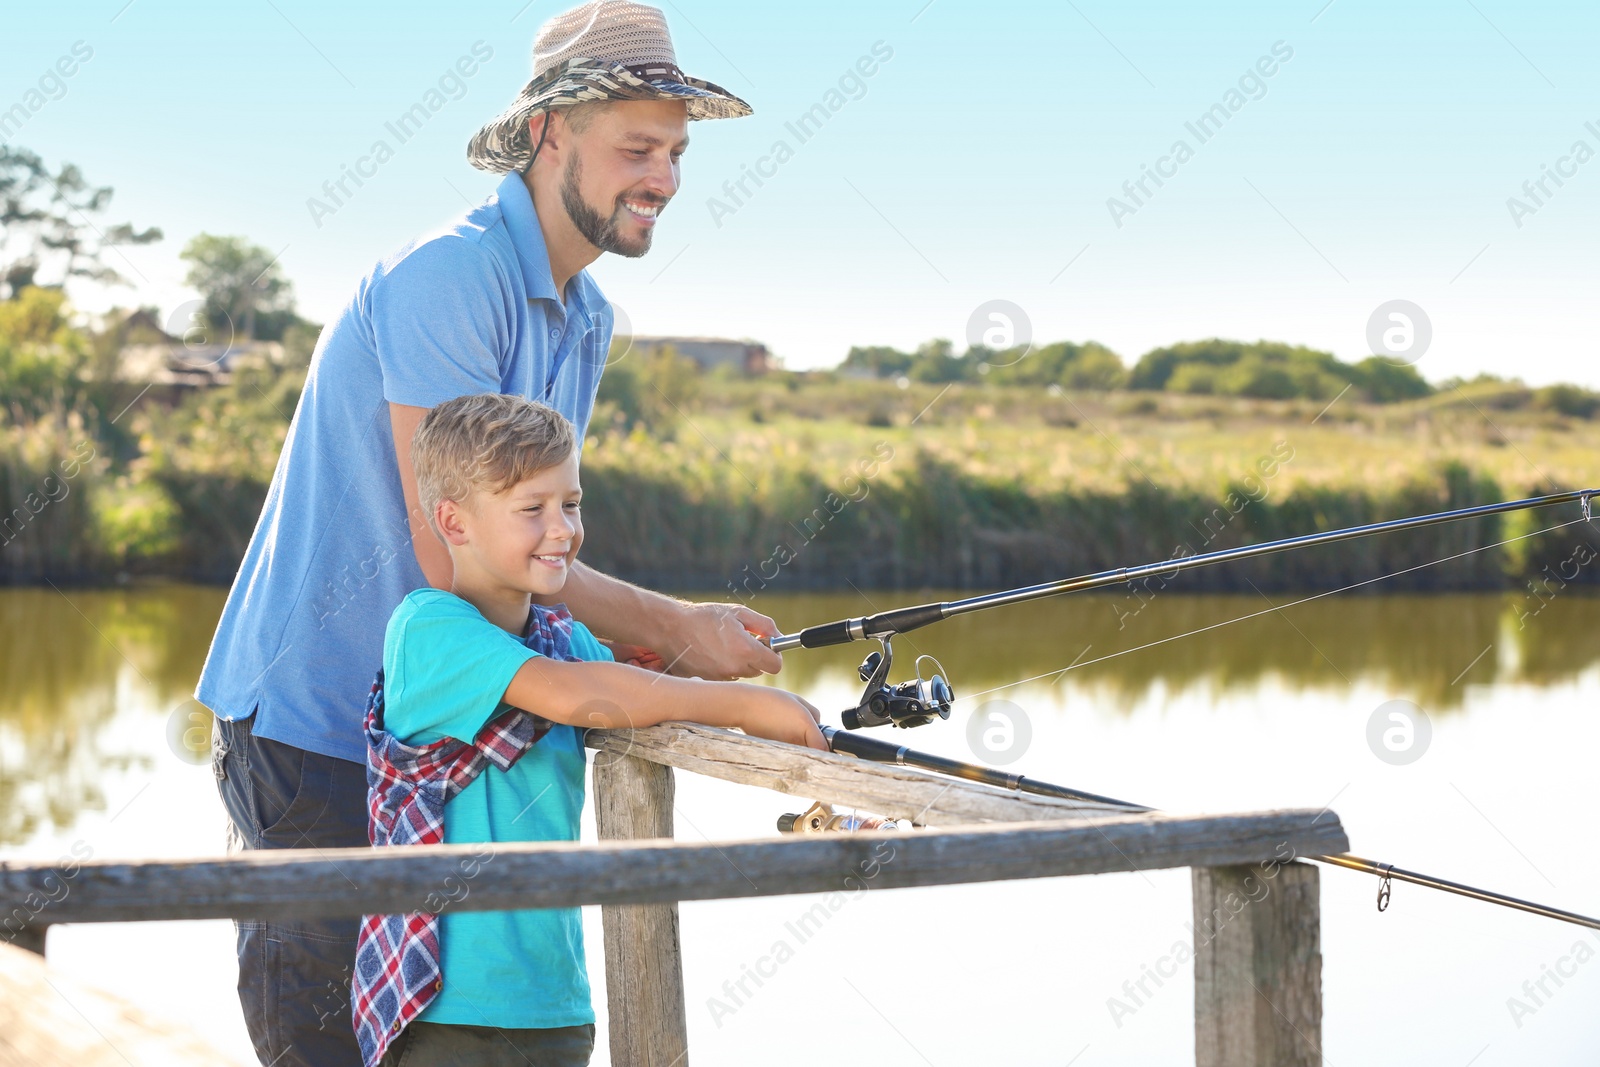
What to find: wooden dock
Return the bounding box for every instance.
[0,722,1347,1066]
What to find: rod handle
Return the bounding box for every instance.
[795,619,855,649]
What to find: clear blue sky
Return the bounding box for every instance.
[6,0,1599,384]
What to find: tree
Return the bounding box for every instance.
[179,234,295,341]
[841,344,914,378]
[0,145,162,299]
[0,286,93,423]
[1533,383,1600,419]
[1351,357,1432,403]
[1130,338,1385,401]
[906,339,968,383]
[985,340,1127,390]
[594,343,699,434]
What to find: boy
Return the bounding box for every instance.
[352,393,826,1067]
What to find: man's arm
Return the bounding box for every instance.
[548,560,783,680]
[390,403,453,589]
[372,239,518,590]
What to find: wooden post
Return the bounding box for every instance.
[593,750,689,1067]
[1193,861,1322,1067]
[6,925,47,956]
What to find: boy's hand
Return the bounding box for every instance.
[600,639,667,672]
[736,687,828,752]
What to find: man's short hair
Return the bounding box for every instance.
[559,100,613,132]
[412,393,577,537]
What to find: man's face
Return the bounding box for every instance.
[558,99,688,258]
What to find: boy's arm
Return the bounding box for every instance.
[546,561,783,681]
[503,657,827,751]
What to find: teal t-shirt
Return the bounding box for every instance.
[381,587,612,1029]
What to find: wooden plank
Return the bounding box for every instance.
[1193,862,1322,1067]
[0,941,240,1065]
[594,751,689,1067]
[0,811,1348,924]
[586,723,1127,825]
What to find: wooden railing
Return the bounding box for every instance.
[0,723,1348,1066]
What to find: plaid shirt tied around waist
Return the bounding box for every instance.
[351,603,582,1067]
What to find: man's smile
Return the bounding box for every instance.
[621,196,665,223]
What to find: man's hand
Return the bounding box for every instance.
[550,562,784,680]
[664,602,783,680]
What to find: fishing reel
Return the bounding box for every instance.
[841,635,954,730]
[776,800,899,833]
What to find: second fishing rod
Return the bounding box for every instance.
[815,725,1600,932]
[759,487,1600,930]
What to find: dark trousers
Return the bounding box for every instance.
[213,712,370,1067]
[378,1022,595,1067]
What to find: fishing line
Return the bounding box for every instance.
[773,496,1600,928]
[954,516,1587,705]
[818,724,1600,930]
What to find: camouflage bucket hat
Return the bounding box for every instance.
[467,0,752,174]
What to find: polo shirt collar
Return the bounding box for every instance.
[496,170,561,306]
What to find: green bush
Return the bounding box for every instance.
[595,343,700,435]
[0,417,103,583]
[1168,361,1219,395]
[92,475,181,567]
[1534,383,1600,419]
[1351,356,1432,403]
[0,288,95,424]
[139,356,305,579]
[1128,337,1429,403]
[984,340,1127,390]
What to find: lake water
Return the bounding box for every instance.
[4,583,1599,1065]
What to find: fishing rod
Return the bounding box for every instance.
[760,488,1600,929]
[768,488,1597,730]
[809,726,1600,931]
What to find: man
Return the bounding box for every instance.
[196,4,768,1064]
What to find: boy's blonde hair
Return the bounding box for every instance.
[412,393,578,537]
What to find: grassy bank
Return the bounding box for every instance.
[6,357,1594,592]
[567,370,1598,592]
[574,413,1578,594]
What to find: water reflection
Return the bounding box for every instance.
[755,590,1600,714]
[0,585,224,845]
[1,585,1596,845]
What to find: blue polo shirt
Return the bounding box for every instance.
[195,171,614,762]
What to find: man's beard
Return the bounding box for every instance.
[560,153,655,258]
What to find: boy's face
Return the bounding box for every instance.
[451,451,583,597]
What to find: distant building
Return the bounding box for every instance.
[630,336,772,375]
[118,308,174,346]
[116,311,282,387]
